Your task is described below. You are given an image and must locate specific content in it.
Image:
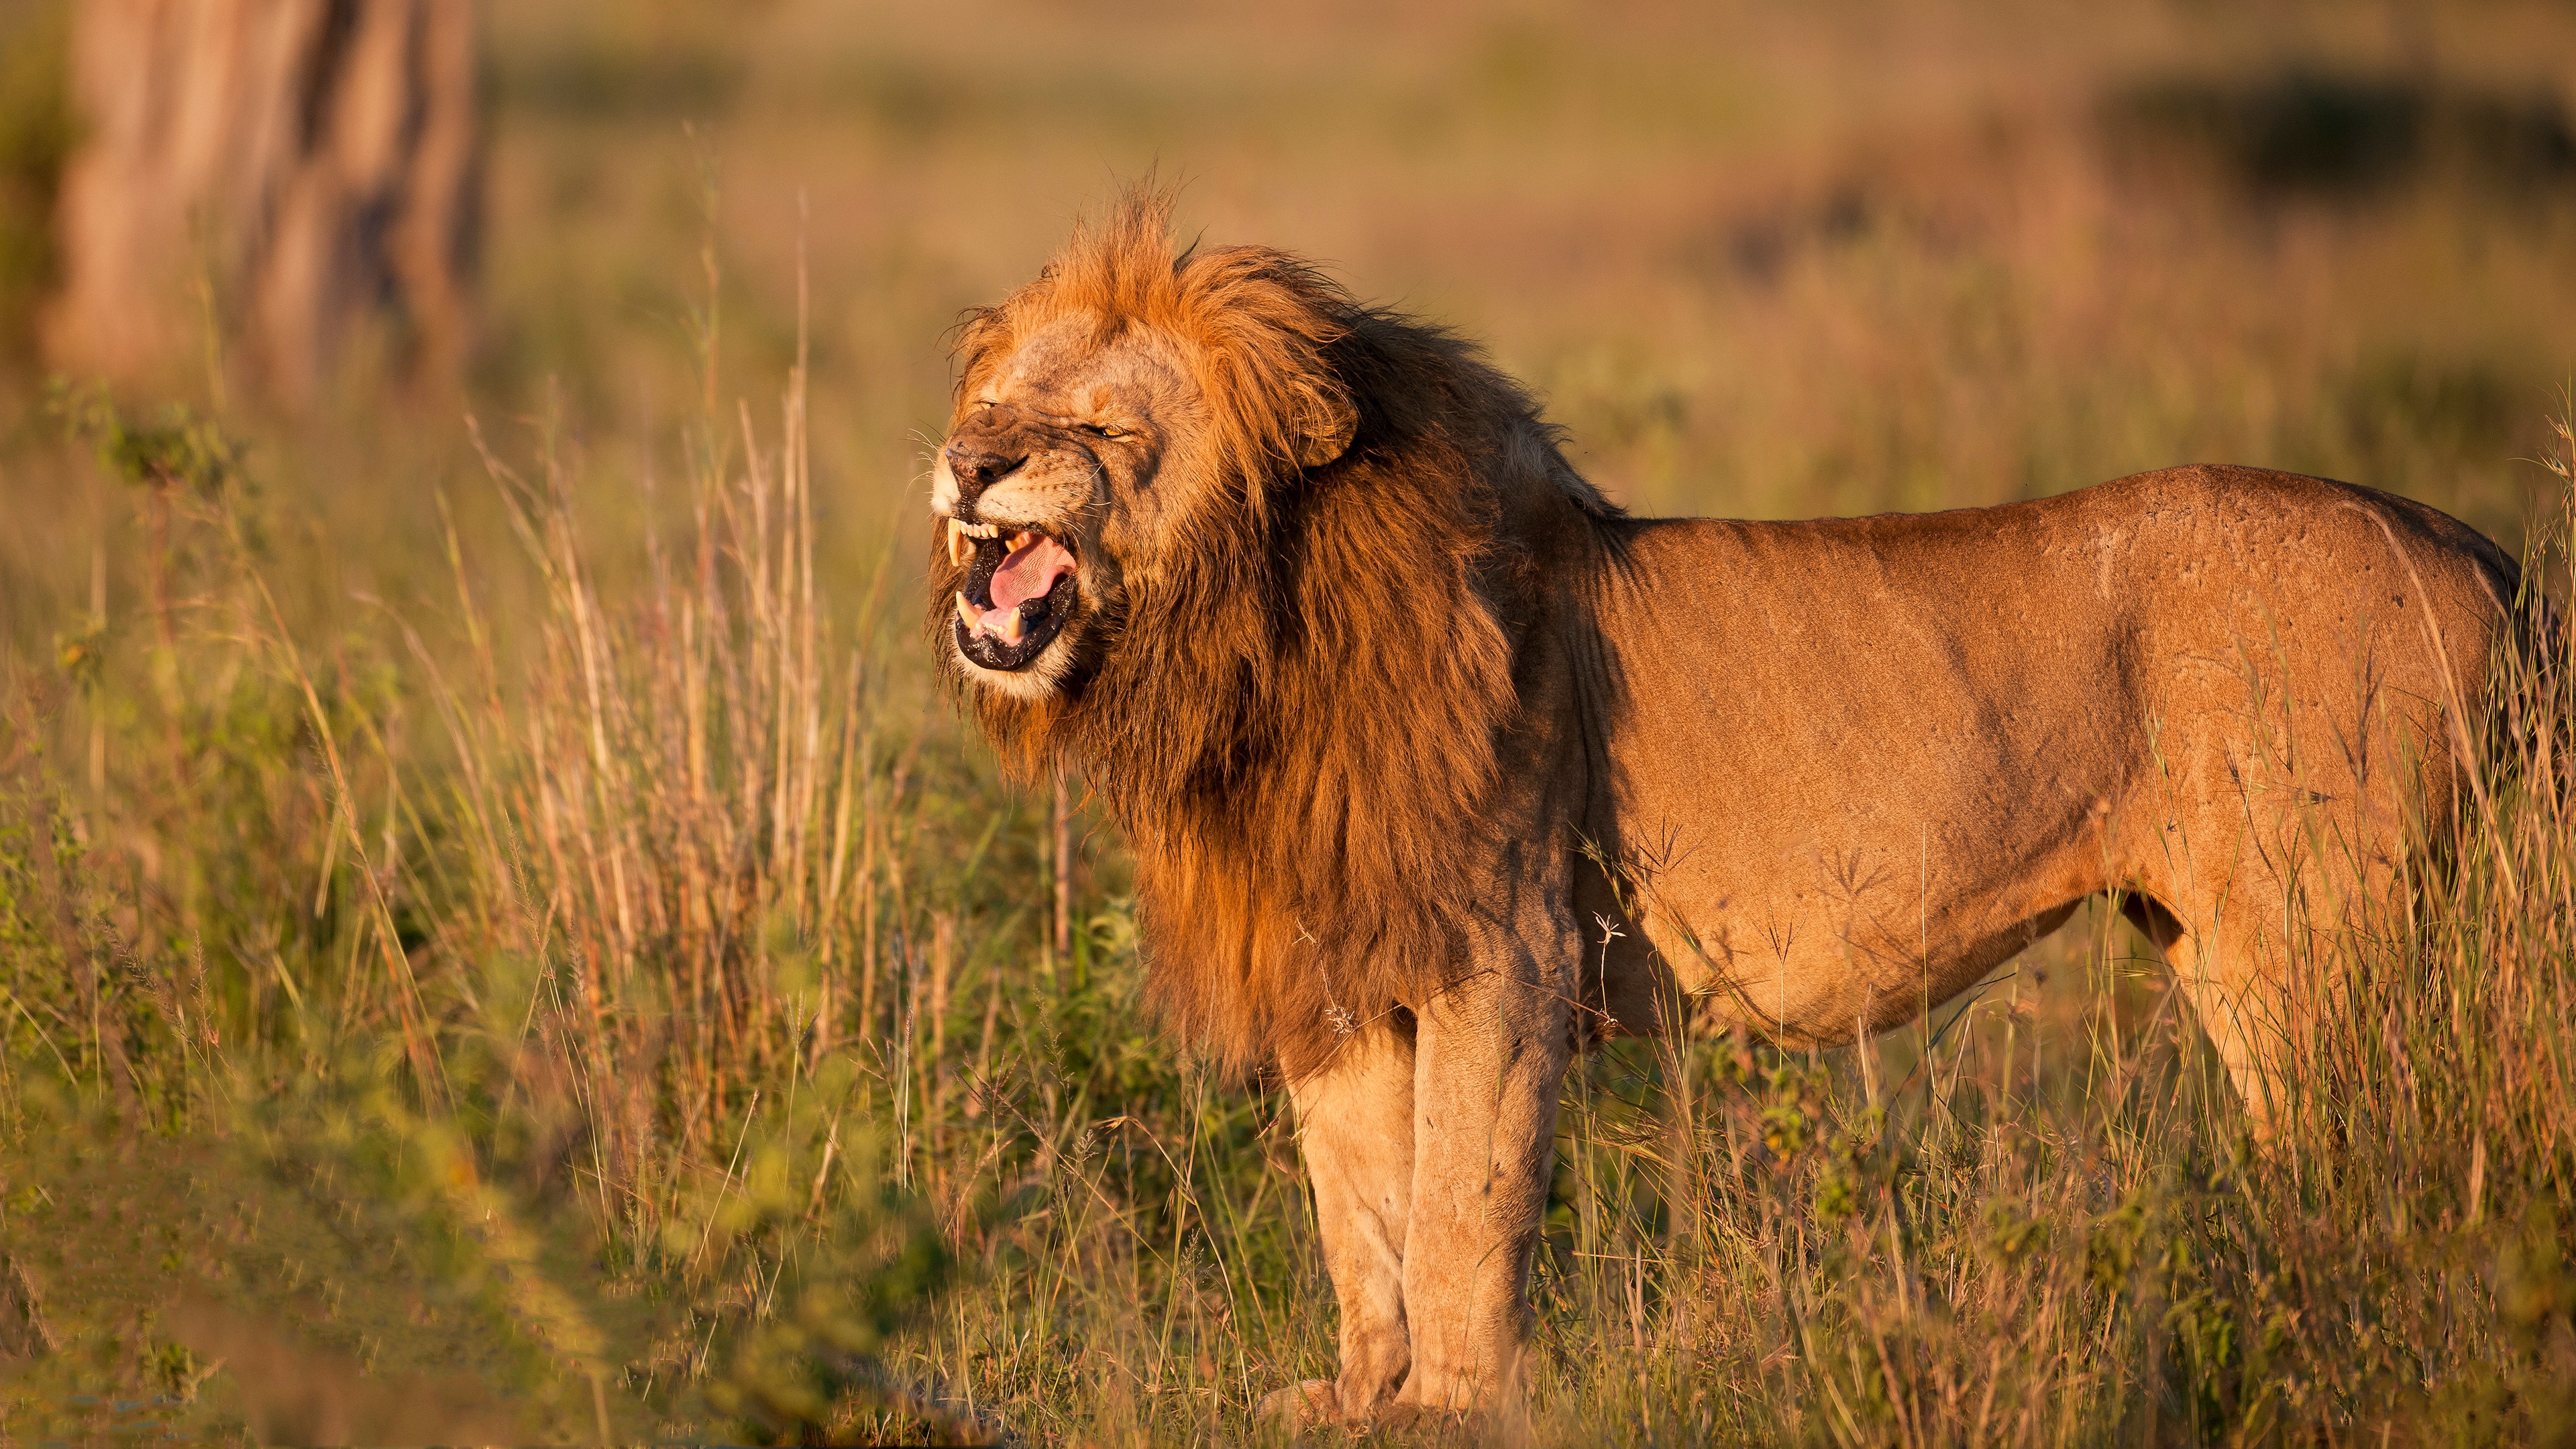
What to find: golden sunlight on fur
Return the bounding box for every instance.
[927,189,2518,1428]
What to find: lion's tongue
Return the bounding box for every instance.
[989,534,1075,613]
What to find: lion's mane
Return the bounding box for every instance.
[934,194,1609,1076]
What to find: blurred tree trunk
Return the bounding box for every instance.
[44,0,478,407]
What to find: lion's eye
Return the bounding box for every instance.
[1081,423,1126,441]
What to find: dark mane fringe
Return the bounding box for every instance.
[941,189,1567,1077]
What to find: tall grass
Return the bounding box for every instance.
[0,266,1295,1439]
[8,334,2576,1443]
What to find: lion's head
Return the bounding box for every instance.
[928,189,1616,1073]
[932,204,1360,702]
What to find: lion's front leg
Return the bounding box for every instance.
[1395,918,1577,1419]
[1267,1016,1418,1426]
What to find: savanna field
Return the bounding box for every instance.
[4,1,2576,1442]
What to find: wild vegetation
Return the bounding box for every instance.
[5,1,2576,1444]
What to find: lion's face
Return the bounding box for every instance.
[932,314,1202,700]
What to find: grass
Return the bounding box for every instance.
[7,344,2576,1446]
[4,2,2576,1442]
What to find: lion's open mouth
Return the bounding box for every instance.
[949,519,1078,671]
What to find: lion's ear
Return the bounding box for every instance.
[1292,384,1358,470]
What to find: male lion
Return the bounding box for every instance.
[926,193,2515,1426]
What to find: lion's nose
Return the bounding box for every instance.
[947,445,1024,503]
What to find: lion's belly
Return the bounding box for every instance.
[1585,733,2129,1044]
[1597,857,2101,1044]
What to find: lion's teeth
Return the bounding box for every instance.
[1010,531,1032,552]
[954,592,979,627]
[949,519,1026,562]
[996,609,1024,644]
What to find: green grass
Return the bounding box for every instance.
[5,3,2576,1442]
[7,353,2576,1444]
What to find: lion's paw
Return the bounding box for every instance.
[1256,1379,1343,1435]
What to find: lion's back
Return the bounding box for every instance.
[1714,464,2516,664]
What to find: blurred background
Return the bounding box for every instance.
[5,1,2576,1440]
[5,0,2575,630]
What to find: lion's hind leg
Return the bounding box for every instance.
[1262,1014,1419,1428]
[2116,885,2291,1138]
[2165,918,2298,1138]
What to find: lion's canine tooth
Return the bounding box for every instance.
[954,592,979,627]
[997,609,1024,645]
[947,519,973,566]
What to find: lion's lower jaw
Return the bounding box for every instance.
[954,633,1075,701]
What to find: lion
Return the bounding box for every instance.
[926,191,2517,1427]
